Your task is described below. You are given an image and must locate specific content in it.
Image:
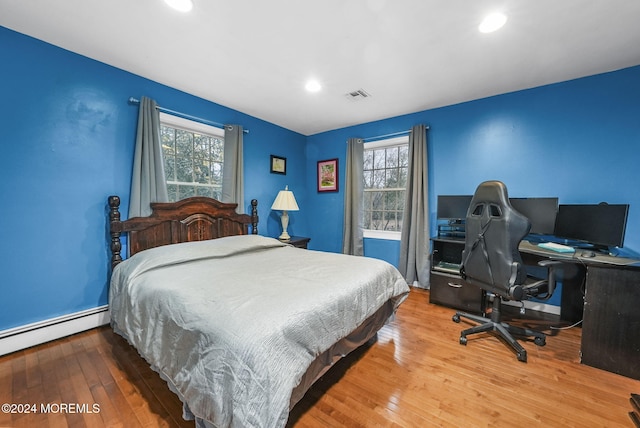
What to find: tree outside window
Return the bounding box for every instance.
[363,137,409,233]
[159,113,224,202]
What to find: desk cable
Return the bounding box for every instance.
[549,256,587,331]
[550,319,583,330]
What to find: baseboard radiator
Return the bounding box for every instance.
[0,306,110,357]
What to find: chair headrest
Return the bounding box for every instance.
[470,180,510,209]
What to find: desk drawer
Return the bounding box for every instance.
[429,271,484,314]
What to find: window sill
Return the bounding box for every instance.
[363,230,401,241]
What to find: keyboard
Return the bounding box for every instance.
[433,261,461,273]
[538,242,575,253]
[437,261,461,270]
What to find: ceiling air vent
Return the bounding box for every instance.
[345,89,371,101]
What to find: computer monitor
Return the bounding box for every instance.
[554,204,630,248]
[509,197,558,234]
[437,195,473,221]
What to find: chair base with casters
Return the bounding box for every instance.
[452,293,547,363]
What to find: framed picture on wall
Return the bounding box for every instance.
[317,158,339,192]
[270,155,286,175]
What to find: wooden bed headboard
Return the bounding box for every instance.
[108,196,258,269]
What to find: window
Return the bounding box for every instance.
[160,112,225,202]
[363,136,409,239]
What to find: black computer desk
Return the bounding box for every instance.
[518,240,640,380]
[519,240,640,322]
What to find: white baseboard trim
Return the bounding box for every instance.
[0,306,110,356]
[502,299,561,316]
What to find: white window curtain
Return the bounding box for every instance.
[342,138,364,255]
[222,124,244,213]
[128,96,168,218]
[399,125,430,288]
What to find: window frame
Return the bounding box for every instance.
[362,135,409,241]
[159,112,225,202]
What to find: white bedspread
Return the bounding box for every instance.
[109,234,409,428]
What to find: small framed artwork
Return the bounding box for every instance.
[317,158,339,192]
[270,155,286,175]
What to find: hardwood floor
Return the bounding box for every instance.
[1,287,638,427]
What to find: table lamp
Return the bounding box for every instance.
[271,185,299,241]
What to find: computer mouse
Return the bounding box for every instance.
[580,250,596,258]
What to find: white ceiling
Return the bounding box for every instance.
[2,0,640,136]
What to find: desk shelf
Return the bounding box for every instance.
[429,237,485,314]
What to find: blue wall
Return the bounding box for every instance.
[0,27,308,331]
[2,24,640,330]
[305,66,640,267]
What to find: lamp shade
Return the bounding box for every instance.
[271,186,299,211]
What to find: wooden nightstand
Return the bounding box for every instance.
[287,236,310,249]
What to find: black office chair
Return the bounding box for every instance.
[453,181,562,362]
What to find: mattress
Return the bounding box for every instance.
[109,234,409,427]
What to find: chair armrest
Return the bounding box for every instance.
[536,259,565,298]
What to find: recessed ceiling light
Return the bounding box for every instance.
[305,80,322,93]
[479,12,507,33]
[164,0,193,13]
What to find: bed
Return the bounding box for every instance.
[107,195,410,428]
